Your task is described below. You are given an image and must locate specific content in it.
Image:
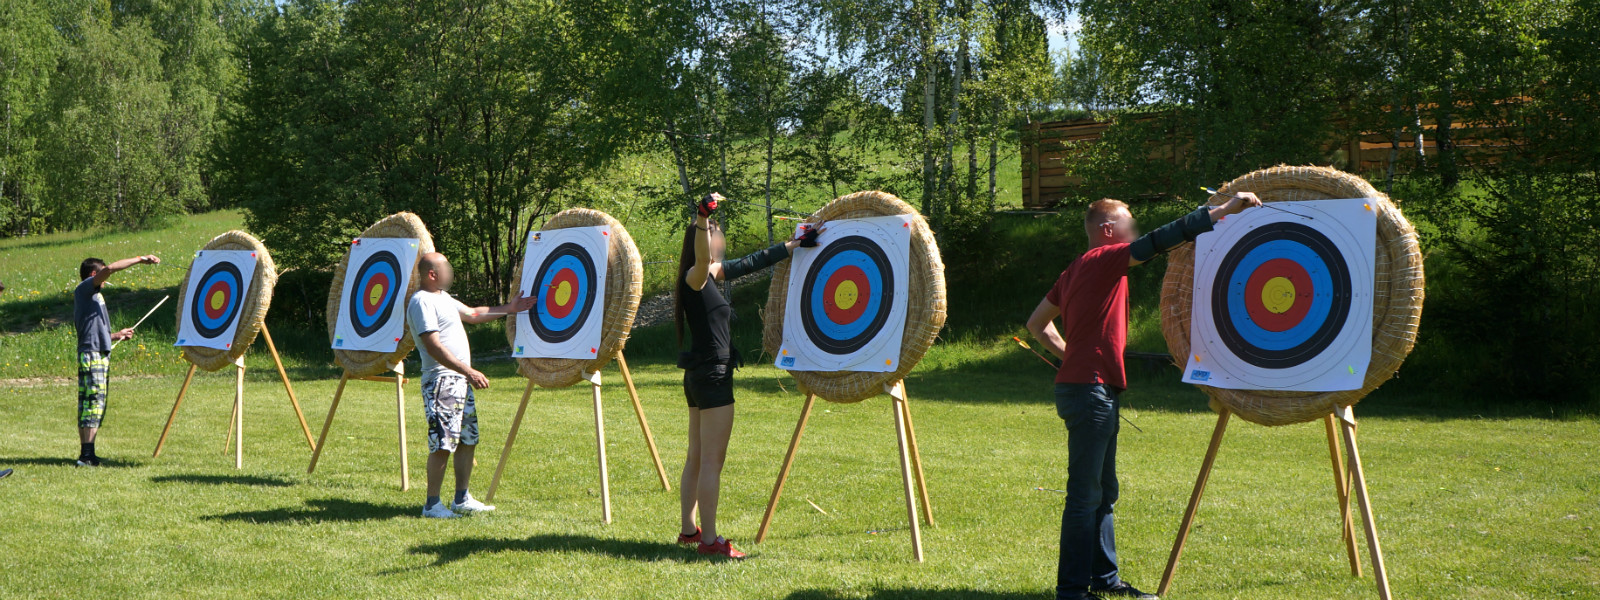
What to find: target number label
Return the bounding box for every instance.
[512,226,609,360]
[333,238,420,352]
[777,215,912,373]
[1183,199,1377,391]
[175,250,259,350]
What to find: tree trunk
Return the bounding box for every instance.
[1436,81,1457,188]
[920,0,938,222]
[664,116,693,195]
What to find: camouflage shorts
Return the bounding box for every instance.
[78,352,109,428]
[422,374,478,453]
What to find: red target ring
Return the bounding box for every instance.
[361,272,391,316]
[822,265,871,324]
[545,268,581,319]
[1244,258,1313,332]
[203,280,232,320]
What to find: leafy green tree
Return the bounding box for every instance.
[0,0,59,236]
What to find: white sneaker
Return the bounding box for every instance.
[451,494,495,513]
[421,503,461,519]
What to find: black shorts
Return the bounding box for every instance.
[683,363,735,410]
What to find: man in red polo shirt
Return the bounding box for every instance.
[1027,193,1260,600]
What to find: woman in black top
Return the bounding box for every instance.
[673,193,819,558]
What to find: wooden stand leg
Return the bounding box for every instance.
[1338,407,1392,600]
[896,383,933,527]
[591,380,612,524]
[617,353,670,491]
[486,380,536,503]
[757,394,816,543]
[1326,413,1363,577]
[233,360,245,469]
[892,395,925,562]
[395,363,410,492]
[153,364,198,458]
[1159,409,1232,597]
[261,326,315,449]
[307,374,349,474]
[225,398,238,455]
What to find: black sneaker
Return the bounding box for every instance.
[1093,582,1158,599]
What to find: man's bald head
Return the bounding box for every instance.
[418,252,454,291]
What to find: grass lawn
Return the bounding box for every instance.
[0,354,1595,599]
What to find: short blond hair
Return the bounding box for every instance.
[1085,198,1129,231]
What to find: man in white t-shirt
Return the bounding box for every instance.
[407,252,535,519]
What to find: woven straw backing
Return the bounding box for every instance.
[178,231,276,372]
[761,191,948,403]
[505,208,643,388]
[1159,165,1426,426]
[325,212,436,377]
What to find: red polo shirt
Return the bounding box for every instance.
[1044,242,1132,390]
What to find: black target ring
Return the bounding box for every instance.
[189,262,245,339]
[799,235,896,355]
[530,242,598,344]
[1210,222,1352,369]
[348,250,403,338]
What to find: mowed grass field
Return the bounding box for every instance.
[0,360,1596,599]
[3,208,1598,598]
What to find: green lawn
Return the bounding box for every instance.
[0,356,1595,598]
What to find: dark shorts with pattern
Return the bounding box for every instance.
[422,373,478,453]
[77,352,109,428]
[682,363,735,410]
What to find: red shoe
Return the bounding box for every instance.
[676,527,702,545]
[697,536,747,559]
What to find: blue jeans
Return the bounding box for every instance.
[1055,383,1122,598]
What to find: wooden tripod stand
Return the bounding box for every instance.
[484,353,670,524]
[1159,404,1392,599]
[306,361,412,490]
[153,325,315,468]
[756,380,933,561]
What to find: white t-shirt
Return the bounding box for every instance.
[407,290,473,381]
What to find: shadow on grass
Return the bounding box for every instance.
[151,473,294,487]
[205,498,412,524]
[782,589,1044,600]
[399,534,692,570]
[0,456,138,468]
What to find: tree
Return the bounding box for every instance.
[0,0,59,236]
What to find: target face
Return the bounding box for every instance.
[1183,199,1377,391]
[512,226,609,360]
[333,238,420,352]
[175,250,259,350]
[777,215,912,372]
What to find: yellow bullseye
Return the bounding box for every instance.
[834,280,859,310]
[1261,276,1296,314]
[368,284,385,305]
[209,291,225,310]
[555,280,573,306]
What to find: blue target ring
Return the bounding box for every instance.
[189,262,245,339]
[1223,240,1335,351]
[529,242,597,343]
[799,235,895,355]
[348,250,403,338]
[1210,222,1352,369]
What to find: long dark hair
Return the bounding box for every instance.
[673,218,718,347]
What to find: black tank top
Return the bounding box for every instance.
[678,243,792,369]
[680,276,734,364]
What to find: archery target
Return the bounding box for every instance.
[1182,199,1376,391]
[512,225,609,360]
[776,215,912,372]
[333,238,420,352]
[175,250,259,350]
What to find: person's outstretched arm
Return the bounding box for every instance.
[714,222,821,282]
[1128,192,1262,267]
[461,293,536,325]
[91,255,160,286]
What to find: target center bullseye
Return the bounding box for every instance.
[209,291,225,310]
[1261,276,1296,314]
[834,280,859,310]
[555,281,573,306]
[368,284,385,305]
